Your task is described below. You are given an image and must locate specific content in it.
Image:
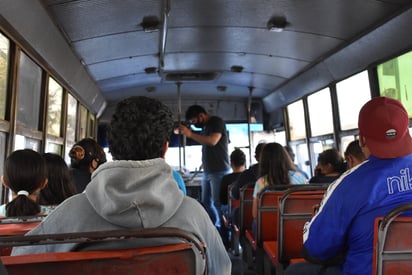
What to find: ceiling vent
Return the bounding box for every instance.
[164,72,218,81]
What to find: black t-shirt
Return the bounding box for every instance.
[201,116,230,173]
[219,172,243,204]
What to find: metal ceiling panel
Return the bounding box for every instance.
[37,0,412,114]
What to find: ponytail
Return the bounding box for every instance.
[6,195,41,216]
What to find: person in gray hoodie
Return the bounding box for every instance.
[12,96,231,275]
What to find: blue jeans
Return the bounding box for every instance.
[285,262,342,275]
[201,170,229,228]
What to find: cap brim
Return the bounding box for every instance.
[367,132,412,159]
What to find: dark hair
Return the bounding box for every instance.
[185,105,207,121]
[108,96,175,160]
[284,145,295,161]
[344,140,366,161]
[317,148,346,174]
[259,142,295,186]
[69,138,106,170]
[4,149,47,217]
[39,153,76,205]
[255,143,266,162]
[230,149,246,167]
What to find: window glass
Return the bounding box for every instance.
[377,51,412,116]
[66,94,77,143]
[0,33,9,120]
[287,100,306,140]
[165,123,264,171]
[78,104,88,139]
[0,132,6,176]
[340,135,357,157]
[291,143,311,178]
[336,71,371,130]
[309,138,335,175]
[14,134,40,151]
[46,142,62,155]
[16,52,42,129]
[47,77,63,136]
[65,141,75,164]
[307,88,333,136]
[88,113,96,138]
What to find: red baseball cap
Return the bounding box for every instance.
[358,96,412,159]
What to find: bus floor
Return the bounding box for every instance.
[229,250,257,275]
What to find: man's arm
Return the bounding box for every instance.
[178,124,222,146]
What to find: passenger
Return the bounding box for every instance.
[219,148,246,248]
[285,96,412,275]
[172,169,187,195]
[220,148,246,208]
[39,153,76,212]
[178,105,230,230]
[284,145,309,179]
[230,142,265,230]
[309,148,346,184]
[0,149,48,217]
[344,139,366,169]
[231,142,265,200]
[68,138,107,193]
[252,142,307,233]
[12,96,231,274]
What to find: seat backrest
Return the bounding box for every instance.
[240,187,254,234]
[0,216,44,256]
[0,227,207,275]
[278,186,326,264]
[257,190,284,244]
[373,203,412,275]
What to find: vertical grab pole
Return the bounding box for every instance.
[176,82,185,170]
[247,86,254,166]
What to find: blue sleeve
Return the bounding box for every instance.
[303,177,354,260]
[173,170,187,195]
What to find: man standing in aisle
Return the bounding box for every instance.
[179,105,230,230]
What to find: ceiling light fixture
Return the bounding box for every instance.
[230,65,244,73]
[140,16,160,33]
[267,16,288,32]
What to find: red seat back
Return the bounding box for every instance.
[0,227,207,275]
[373,203,412,275]
[278,186,326,264]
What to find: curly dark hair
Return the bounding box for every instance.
[108,96,175,160]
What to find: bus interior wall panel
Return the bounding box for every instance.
[263,6,412,112]
[0,0,106,115]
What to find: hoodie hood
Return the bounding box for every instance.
[85,158,184,228]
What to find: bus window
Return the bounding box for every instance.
[378,50,412,116]
[65,94,77,163]
[14,135,40,151]
[78,104,88,139]
[308,88,333,136]
[0,32,9,120]
[16,52,42,130]
[46,77,63,154]
[287,100,306,141]
[336,71,371,131]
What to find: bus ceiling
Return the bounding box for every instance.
[1,1,412,121]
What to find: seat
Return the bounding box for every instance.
[373,203,412,275]
[245,186,289,273]
[0,215,45,256]
[0,227,207,275]
[263,185,326,275]
[238,187,254,267]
